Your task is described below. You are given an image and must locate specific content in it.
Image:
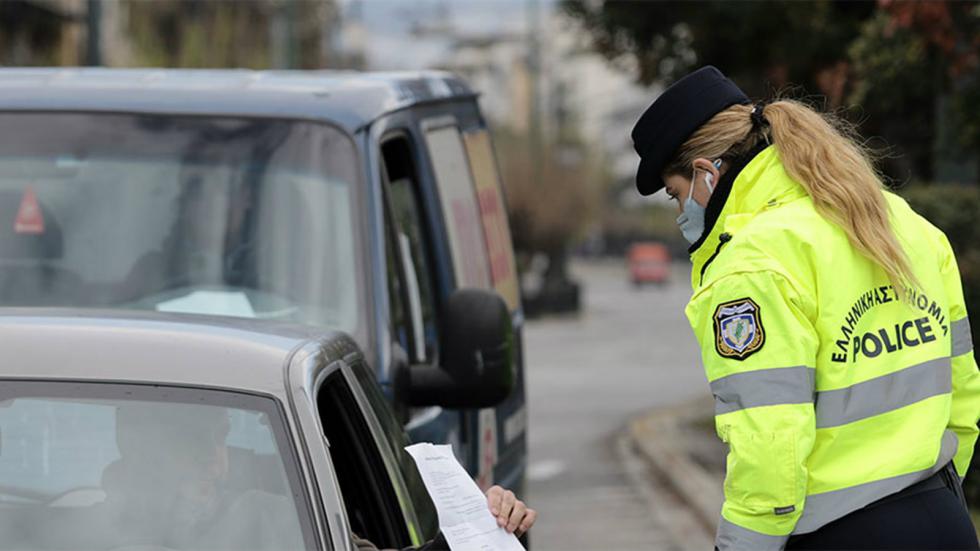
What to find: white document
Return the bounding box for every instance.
[405,443,525,551]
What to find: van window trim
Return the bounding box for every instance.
[378,129,445,366]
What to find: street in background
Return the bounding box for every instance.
[526,259,711,550]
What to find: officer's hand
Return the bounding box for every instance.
[485,485,537,537]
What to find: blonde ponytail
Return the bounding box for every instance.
[665,100,917,297]
[765,100,916,297]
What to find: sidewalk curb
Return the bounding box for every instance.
[629,398,724,538]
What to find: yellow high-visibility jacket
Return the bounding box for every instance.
[685,146,980,550]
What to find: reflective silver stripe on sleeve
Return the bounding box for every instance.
[716,518,789,551]
[953,317,973,357]
[815,357,952,429]
[710,366,815,416]
[794,429,958,535]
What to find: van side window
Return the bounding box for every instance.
[383,213,410,355]
[381,136,439,364]
[423,125,491,290]
[317,370,409,549]
[461,129,521,312]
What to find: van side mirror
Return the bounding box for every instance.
[397,288,514,409]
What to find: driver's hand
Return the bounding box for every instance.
[485,485,537,537]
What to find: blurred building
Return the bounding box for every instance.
[437,33,532,133]
[538,13,659,195]
[399,4,655,192]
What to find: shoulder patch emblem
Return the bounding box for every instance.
[713,297,765,360]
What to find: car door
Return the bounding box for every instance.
[314,359,429,549]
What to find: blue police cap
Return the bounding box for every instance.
[632,66,750,196]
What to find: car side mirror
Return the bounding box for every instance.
[397,288,514,409]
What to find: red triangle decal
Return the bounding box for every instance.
[14,187,45,235]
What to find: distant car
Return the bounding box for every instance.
[627,242,671,286]
[0,306,514,550]
[0,68,527,498]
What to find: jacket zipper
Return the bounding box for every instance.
[699,232,732,286]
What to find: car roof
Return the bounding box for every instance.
[0,308,350,396]
[0,68,477,133]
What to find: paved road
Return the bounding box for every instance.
[524,259,711,550]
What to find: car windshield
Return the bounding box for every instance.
[0,381,314,551]
[0,112,362,334]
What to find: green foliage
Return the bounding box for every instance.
[850,14,933,116]
[127,1,267,68]
[903,184,980,505]
[565,0,980,182]
[849,2,980,180]
[562,0,874,95]
[849,13,938,179]
[0,2,72,66]
[952,78,980,157]
[125,0,327,69]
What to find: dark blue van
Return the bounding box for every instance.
[0,68,527,530]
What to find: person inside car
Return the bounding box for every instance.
[106,403,536,550]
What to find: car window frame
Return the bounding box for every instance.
[345,357,439,541]
[312,360,424,548]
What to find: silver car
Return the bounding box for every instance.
[0,309,464,551]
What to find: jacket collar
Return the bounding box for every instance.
[689,145,808,289]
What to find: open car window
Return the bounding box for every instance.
[316,370,411,549]
[348,359,439,541]
[0,381,316,551]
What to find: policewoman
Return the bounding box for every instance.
[632,66,980,550]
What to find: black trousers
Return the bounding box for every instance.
[787,467,979,550]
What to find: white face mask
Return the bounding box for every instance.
[675,160,720,244]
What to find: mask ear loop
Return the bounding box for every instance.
[687,170,698,199]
